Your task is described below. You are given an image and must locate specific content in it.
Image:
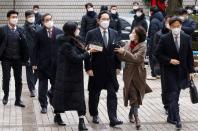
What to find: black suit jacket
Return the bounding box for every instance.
[85,27,121,92]
[32,26,63,77]
[0,25,29,63]
[155,32,194,91]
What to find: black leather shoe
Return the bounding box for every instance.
[15,100,25,108]
[78,118,88,130]
[92,116,99,124]
[167,118,177,125]
[41,107,47,114]
[110,119,123,127]
[30,90,36,97]
[2,95,8,105]
[54,114,66,126]
[176,122,182,130]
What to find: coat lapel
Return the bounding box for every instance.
[96,28,105,47]
[131,42,144,53]
[179,33,185,54]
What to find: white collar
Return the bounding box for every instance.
[8,24,17,30]
[99,27,108,33]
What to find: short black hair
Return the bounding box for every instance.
[133,26,146,43]
[133,2,139,5]
[7,10,19,17]
[98,11,110,19]
[25,10,35,17]
[63,21,78,37]
[42,13,52,22]
[110,5,117,9]
[169,16,182,25]
[85,3,93,9]
[100,5,108,12]
[175,8,187,15]
[33,5,39,9]
[136,8,144,12]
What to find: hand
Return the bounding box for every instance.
[32,65,37,70]
[189,73,195,80]
[88,48,99,53]
[170,59,180,65]
[116,69,121,75]
[86,70,94,76]
[114,48,125,54]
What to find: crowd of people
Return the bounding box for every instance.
[0,2,196,130]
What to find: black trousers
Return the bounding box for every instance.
[89,82,117,122]
[167,89,181,123]
[26,64,37,92]
[1,60,22,101]
[38,72,55,108]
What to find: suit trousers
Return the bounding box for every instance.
[167,88,181,123]
[1,60,22,101]
[26,64,37,92]
[38,72,55,108]
[89,81,118,121]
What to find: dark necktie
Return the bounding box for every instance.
[103,31,108,48]
[175,35,179,52]
[48,30,52,38]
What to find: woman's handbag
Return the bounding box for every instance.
[189,80,198,104]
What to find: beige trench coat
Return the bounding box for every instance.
[118,42,152,107]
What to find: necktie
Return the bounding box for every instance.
[175,35,179,52]
[103,31,108,48]
[48,30,52,38]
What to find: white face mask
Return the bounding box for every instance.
[100,20,110,29]
[74,29,80,36]
[129,33,135,41]
[87,8,94,12]
[179,16,185,21]
[111,10,117,14]
[187,9,193,14]
[136,11,142,17]
[133,6,139,10]
[27,17,35,23]
[10,18,18,25]
[45,21,54,29]
[171,27,181,35]
[34,10,38,14]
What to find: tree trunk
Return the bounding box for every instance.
[166,0,183,15]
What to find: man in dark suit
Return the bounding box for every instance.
[0,10,29,107]
[155,16,195,130]
[85,11,123,127]
[32,13,63,114]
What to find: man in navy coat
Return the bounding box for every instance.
[85,11,123,127]
[32,13,63,114]
[155,16,195,130]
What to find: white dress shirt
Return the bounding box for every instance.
[100,27,109,44]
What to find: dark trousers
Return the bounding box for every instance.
[1,60,22,101]
[38,72,55,108]
[167,89,181,123]
[26,65,37,92]
[89,82,117,121]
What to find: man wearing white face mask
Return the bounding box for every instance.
[130,8,148,33]
[177,8,196,36]
[32,13,63,114]
[0,10,29,107]
[109,5,121,37]
[85,11,123,127]
[129,2,140,14]
[155,17,195,130]
[33,5,42,26]
[23,10,41,97]
[80,3,97,41]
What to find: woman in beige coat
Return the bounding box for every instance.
[115,26,152,129]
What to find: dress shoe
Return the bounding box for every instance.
[109,119,123,127]
[78,118,88,130]
[30,90,36,97]
[2,95,8,105]
[41,107,47,114]
[92,116,99,124]
[134,115,141,130]
[176,122,182,130]
[15,100,25,108]
[54,114,66,126]
[167,118,177,125]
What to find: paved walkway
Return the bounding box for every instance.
[0,66,198,131]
